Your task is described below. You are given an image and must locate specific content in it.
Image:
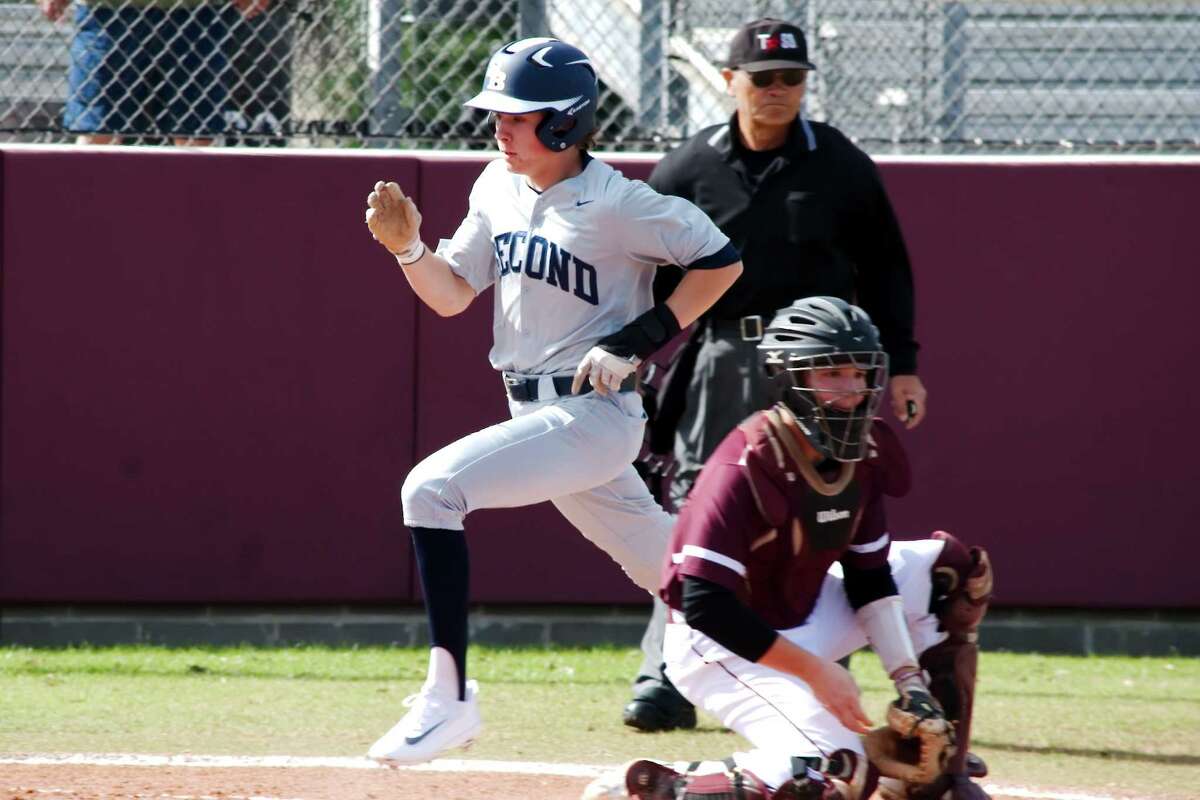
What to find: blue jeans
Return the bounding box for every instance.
[65,4,231,136]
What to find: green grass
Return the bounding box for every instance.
[2,646,1199,798]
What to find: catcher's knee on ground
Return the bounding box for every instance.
[671,751,875,800]
[582,757,774,800]
[583,753,876,800]
[770,750,877,800]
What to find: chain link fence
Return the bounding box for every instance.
[2,0,1198,153]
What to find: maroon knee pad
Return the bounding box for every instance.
[929,531,993,640]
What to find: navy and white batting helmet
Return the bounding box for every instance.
[757,297,889,462]
[465,38,598,152]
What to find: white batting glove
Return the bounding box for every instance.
[365,180,425,263]
[571,347,639,396]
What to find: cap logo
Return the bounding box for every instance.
[485,60,507,91]
[756,32,799,51]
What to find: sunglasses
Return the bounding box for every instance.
[746,68,807,88]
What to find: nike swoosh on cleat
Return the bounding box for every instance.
[404,720,446,746]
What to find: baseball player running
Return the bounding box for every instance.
[362,37,742,766]
[583,297,992,800]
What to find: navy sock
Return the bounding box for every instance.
[410,526,469,700]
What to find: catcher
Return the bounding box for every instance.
[582,297,992,800]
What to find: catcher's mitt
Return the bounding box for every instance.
[863,689,954,785]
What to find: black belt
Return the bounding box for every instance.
[502,372,638,402]
[707,315,764,341]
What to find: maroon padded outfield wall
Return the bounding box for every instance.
[1,148,1197,608]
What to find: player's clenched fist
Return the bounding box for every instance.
[365,181,426,263]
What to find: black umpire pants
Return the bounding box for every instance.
[636,325,768,686]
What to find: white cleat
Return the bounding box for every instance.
[368,679,482,766]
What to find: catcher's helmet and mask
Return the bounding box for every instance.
[758,296,889,462]
[465,38,598,151]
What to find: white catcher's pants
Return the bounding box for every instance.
[663,538,950,789]
[401,385,671,593]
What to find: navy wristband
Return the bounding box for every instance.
[596,303,682,360]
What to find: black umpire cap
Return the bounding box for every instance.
[726,18,817,72]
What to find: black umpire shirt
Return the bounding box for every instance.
[649,115,919,375]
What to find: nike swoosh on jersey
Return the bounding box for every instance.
[404,719,446,745]
[575,200,594,206]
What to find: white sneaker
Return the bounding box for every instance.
[368,679,482,766]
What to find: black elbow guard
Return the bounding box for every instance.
[682,577,778,663]
[844,565,899,610]
[597,303,682,360]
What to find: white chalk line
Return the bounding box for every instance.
[0,753,1142,800]
[0,752,599,777]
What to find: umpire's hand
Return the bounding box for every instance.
[366,181,424,259]
[890,374,928,430]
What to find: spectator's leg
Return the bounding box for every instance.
[161,4,228,145]
[227,1,292,146]
[64,4,136,142]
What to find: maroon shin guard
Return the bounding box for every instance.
[906,532,994,800]
[920,636,978,776]
[626,759,772,800]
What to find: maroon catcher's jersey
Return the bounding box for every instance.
[661,405,911,630]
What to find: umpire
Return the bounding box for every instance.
[624,17,929,732]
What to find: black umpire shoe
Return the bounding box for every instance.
[622,680,697,732]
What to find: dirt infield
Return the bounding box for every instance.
[0,762,1048,800]
[4,763,588,800]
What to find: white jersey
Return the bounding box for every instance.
[437,157,734,375]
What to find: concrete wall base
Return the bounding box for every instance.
[3,606,1198,656]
